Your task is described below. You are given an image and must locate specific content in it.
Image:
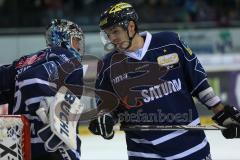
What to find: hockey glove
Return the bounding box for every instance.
[212,105,240,139]
[88,114,115,140]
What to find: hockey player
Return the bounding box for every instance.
[0,19,84,160]
[89,2,240,160]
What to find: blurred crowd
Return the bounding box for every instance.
[0,0,240,28]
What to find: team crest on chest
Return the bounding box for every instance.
[157,53,179,66]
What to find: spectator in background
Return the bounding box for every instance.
[41,0,64,25]
[184,0,199,22]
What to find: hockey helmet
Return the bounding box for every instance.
[45,19,85,54]
[99,2,138,30]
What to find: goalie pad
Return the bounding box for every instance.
[49,86,84,150]
[37,124,64,152]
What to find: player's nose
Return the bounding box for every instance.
[108,34,118,44]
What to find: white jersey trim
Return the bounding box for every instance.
[128,151,164,159]
[16,78,56,89]
[130,118,200,145]
[13,78,56,113]
[25,96,44,106]
[125,31,152,60]
[206,96,221,107]
[24,114,41,121]
[13,90,22,113]
[31,137,43,143]
[128,137,208,159]
[199,87,213,99]
[198,87,221,107]
[164,137,208,159]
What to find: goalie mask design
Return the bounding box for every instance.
[45,19,85,57]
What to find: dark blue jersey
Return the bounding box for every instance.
[0,64,16,106]
[96,31,219,160]
[2,47,83,159]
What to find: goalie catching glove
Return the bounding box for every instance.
[88,114,115,140]
[212,105,240,139]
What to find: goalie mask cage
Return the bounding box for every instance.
[0,115,31,160]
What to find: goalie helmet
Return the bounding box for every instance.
[45,19,85,56]
[99,2,138,30]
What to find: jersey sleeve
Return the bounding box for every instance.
[0,91,12,105]
[0,64,15,92]
[0,64,16,107]
[176,34,221,108]
[65,68,83,86]
[95,57,114,93]
[95,56,122,121]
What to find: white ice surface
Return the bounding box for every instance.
[81,131,240,160]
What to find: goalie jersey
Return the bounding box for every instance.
[2,47,83,159]
[96,31,220,160]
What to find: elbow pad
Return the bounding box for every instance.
[198,87,221,108]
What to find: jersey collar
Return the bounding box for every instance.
[125,31,152,60]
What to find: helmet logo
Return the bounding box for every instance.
[100,18,108,27]
[109,2,132,14]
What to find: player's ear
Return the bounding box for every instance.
[128,21,136,36]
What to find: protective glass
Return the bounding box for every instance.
[100,30,115,52]
[100,25,131,52]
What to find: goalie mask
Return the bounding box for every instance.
[45,19,85,58]
[99,2,138,51]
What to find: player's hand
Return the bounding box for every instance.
[212,105,240,139]
[88,114,115,140]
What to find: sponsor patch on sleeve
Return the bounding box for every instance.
[157,53,179,66]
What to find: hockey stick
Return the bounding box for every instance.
[41,86,226,133]
[114,124,226,131]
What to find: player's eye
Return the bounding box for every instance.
[112,29,119,34]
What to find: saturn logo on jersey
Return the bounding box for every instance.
[141,78,182,103]
[157,53,179,67]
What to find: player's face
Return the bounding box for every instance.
[104,26,130,51]
[71,37,82,53]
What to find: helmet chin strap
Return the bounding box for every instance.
[124,30,136,51]
[115,29,136,52]
[118,22,137,52]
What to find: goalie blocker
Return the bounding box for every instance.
[37,84,120,149]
